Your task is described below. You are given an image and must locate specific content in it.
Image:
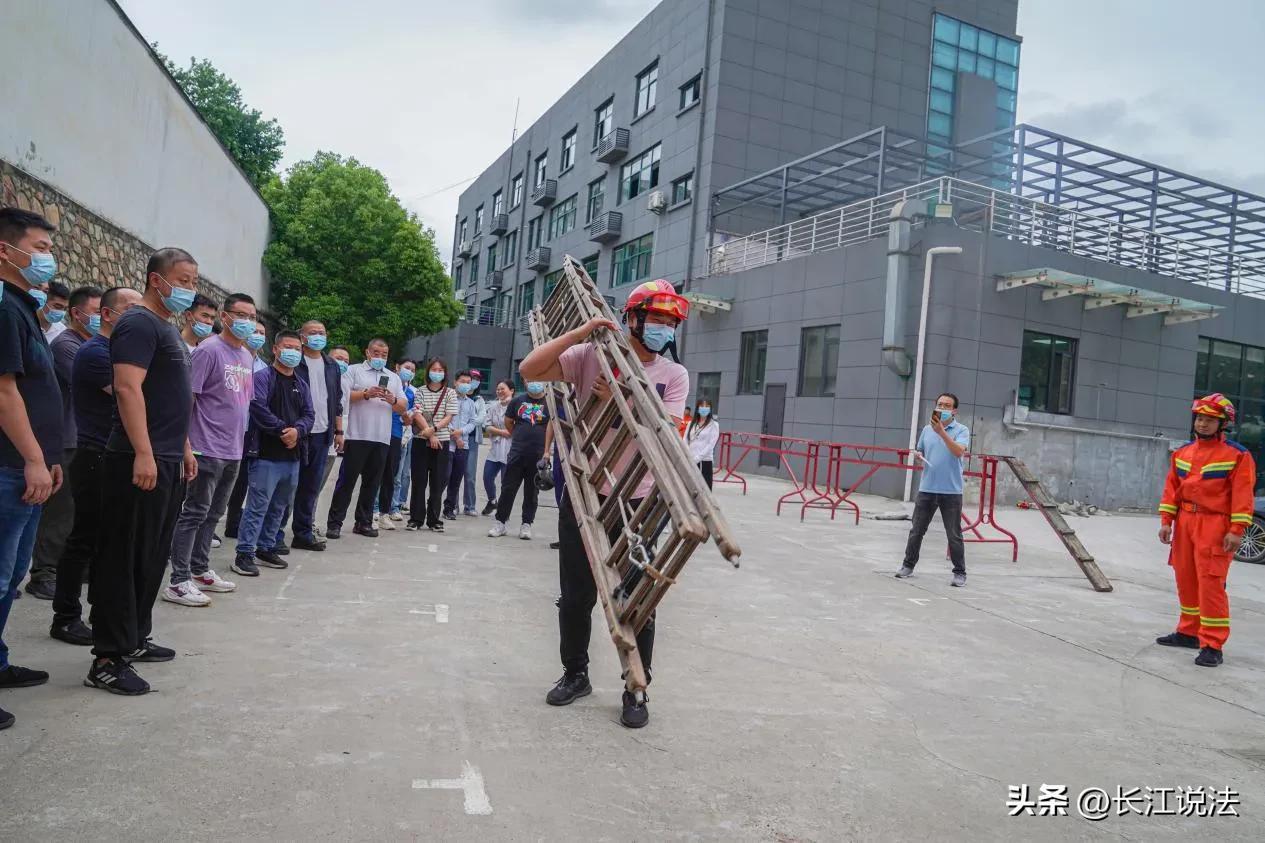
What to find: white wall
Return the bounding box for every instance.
[0,0,270,303]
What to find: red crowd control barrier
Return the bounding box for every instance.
[715,431,1019,561]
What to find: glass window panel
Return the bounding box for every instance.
[932,41,957,69]
[996,38,1020,65]
[930,89,953,113]
[995,63,1018,90]
[933,15,959,43]
[1211,340,1244,395]
[738,331,767,394]
[996,89,1017,112]
[928,111,952,137]
[696,372,721,417]
[1195,337,1210,390]
[927,144,952,159]
[977,31,997,58]
[958,25,978,51]
[1243,347,1265,400]
[957,51,977,73]
[930,66,955,92]
[976,57,995,80]
[995,109,1015,130]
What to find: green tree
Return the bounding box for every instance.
[263,152,460,354]
[155,46,284,188]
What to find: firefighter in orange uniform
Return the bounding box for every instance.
[1156,393,1256,667]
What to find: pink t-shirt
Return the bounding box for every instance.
[559,343,689,500]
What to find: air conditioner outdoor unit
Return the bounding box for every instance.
[647,190,668,214]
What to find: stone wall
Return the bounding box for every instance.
[1,159,229,303]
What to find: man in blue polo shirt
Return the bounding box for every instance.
[896,392,971,587]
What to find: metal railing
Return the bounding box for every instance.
[706,176,1265,298]
[461,304,514,328]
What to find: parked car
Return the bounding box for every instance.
[1235,497,1265,564]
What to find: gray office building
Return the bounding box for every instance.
[421,0,1265,510]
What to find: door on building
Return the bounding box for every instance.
[760,383,787,467]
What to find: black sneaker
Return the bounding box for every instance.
[405,522,421,531]
[442,510,457,521]
[428,522,444,533]
[50,618,94,646]
[0,706,13,730]
[0,665,50,689]
[128,639,175,662]
[85,658,150,695]
[271,544,291,556]
[291,535,327,552]
[255,549,288,569]
[231,553,260,577]
[545,672,592,706]
[549,541,561,550]
[24,579,55,600]
[620,690,650,729]
[481,501,496,516]
[1156,632,1200,649]
[325,527,342,540]
[353,524,379,538]
[1195,646,1223,667]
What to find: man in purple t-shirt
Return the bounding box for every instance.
[162,293,257,607]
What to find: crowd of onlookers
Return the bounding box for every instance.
[0,206,719,731]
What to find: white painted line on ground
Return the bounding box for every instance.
[412,761,491,815]
[406,544,439,552]
[907,598,931,605]
[409,604,450,623]
[276,564,302,600]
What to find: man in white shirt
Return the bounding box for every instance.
[324,338,406,539]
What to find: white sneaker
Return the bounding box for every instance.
[519,523,533,540]
[488,521,507,538]
[389,511,405,522]
[378,514,396,531]
[161,581,211,607]
[192,569,237,593]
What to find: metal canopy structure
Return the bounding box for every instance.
[710,123,1265,281]
[995,268,1223,327]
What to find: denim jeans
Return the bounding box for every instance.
[0,467,42,669]
[169,454,240,584]
[482,459,505,504]
[391,438,412,513]
[236,459,300,556]
[462,441,480,513]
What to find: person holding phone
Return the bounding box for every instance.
[407,358,458,532]
[324,338,406,539]
[895,392,970,587]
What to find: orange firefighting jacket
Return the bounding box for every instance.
[1158,434,1256,535]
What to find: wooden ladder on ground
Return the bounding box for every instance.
[998,456,1113,592]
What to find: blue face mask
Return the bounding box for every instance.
[399,368,415,383]
[45,308,66,324]
[697,406,711,418]
[85,313,102,336]
[937,409,954,423]
[246,333,266,351]
[428,370,444,383]
[641,323,675,353]
[336,360,349,375]
[29,288,47,309]
[305,334,327,352]
[457,382,472,395]
[278,349,303,368]
[526,382,546,396]
[7,246,57,286]
[192,321,214,339]
[229,318,256,340]
[156,273,196,315]
[368,357,386,371]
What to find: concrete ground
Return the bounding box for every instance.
[2,467,1264,842]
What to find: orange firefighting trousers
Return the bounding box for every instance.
[1169,511,1232,649]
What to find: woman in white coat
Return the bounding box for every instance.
[685,399,719,489]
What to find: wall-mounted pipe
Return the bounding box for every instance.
[881,200,921,377]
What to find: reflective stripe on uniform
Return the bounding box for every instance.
[1158,503,1178,514]
[1199,617,1230,627]
[1200,461,1237,473]
[1230,513,1253,524]
[1180,605,1200,615]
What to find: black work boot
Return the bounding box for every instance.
[620,690,650,729]
[1195,646,1223,667]
[1156,632,1200,649]
[545,672,592,706]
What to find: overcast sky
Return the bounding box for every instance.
[118,0,1265,263]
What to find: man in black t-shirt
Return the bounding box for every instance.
[488,383,553,541]
[86,247,200,697]
[0,207,62,730]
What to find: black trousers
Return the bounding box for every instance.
[326,439,388,531]
[91,453,186,657]
[53,446,103,626]
[292,429,332,542]
[443,447,469,516]
[377,436,402,516]
[29,447,76,584]
[410,443,451,528]
[557,492,655,679]
[495,453,541,525]
[224,457,247,536]
[903,491,966,574]
[698,460,713,489]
